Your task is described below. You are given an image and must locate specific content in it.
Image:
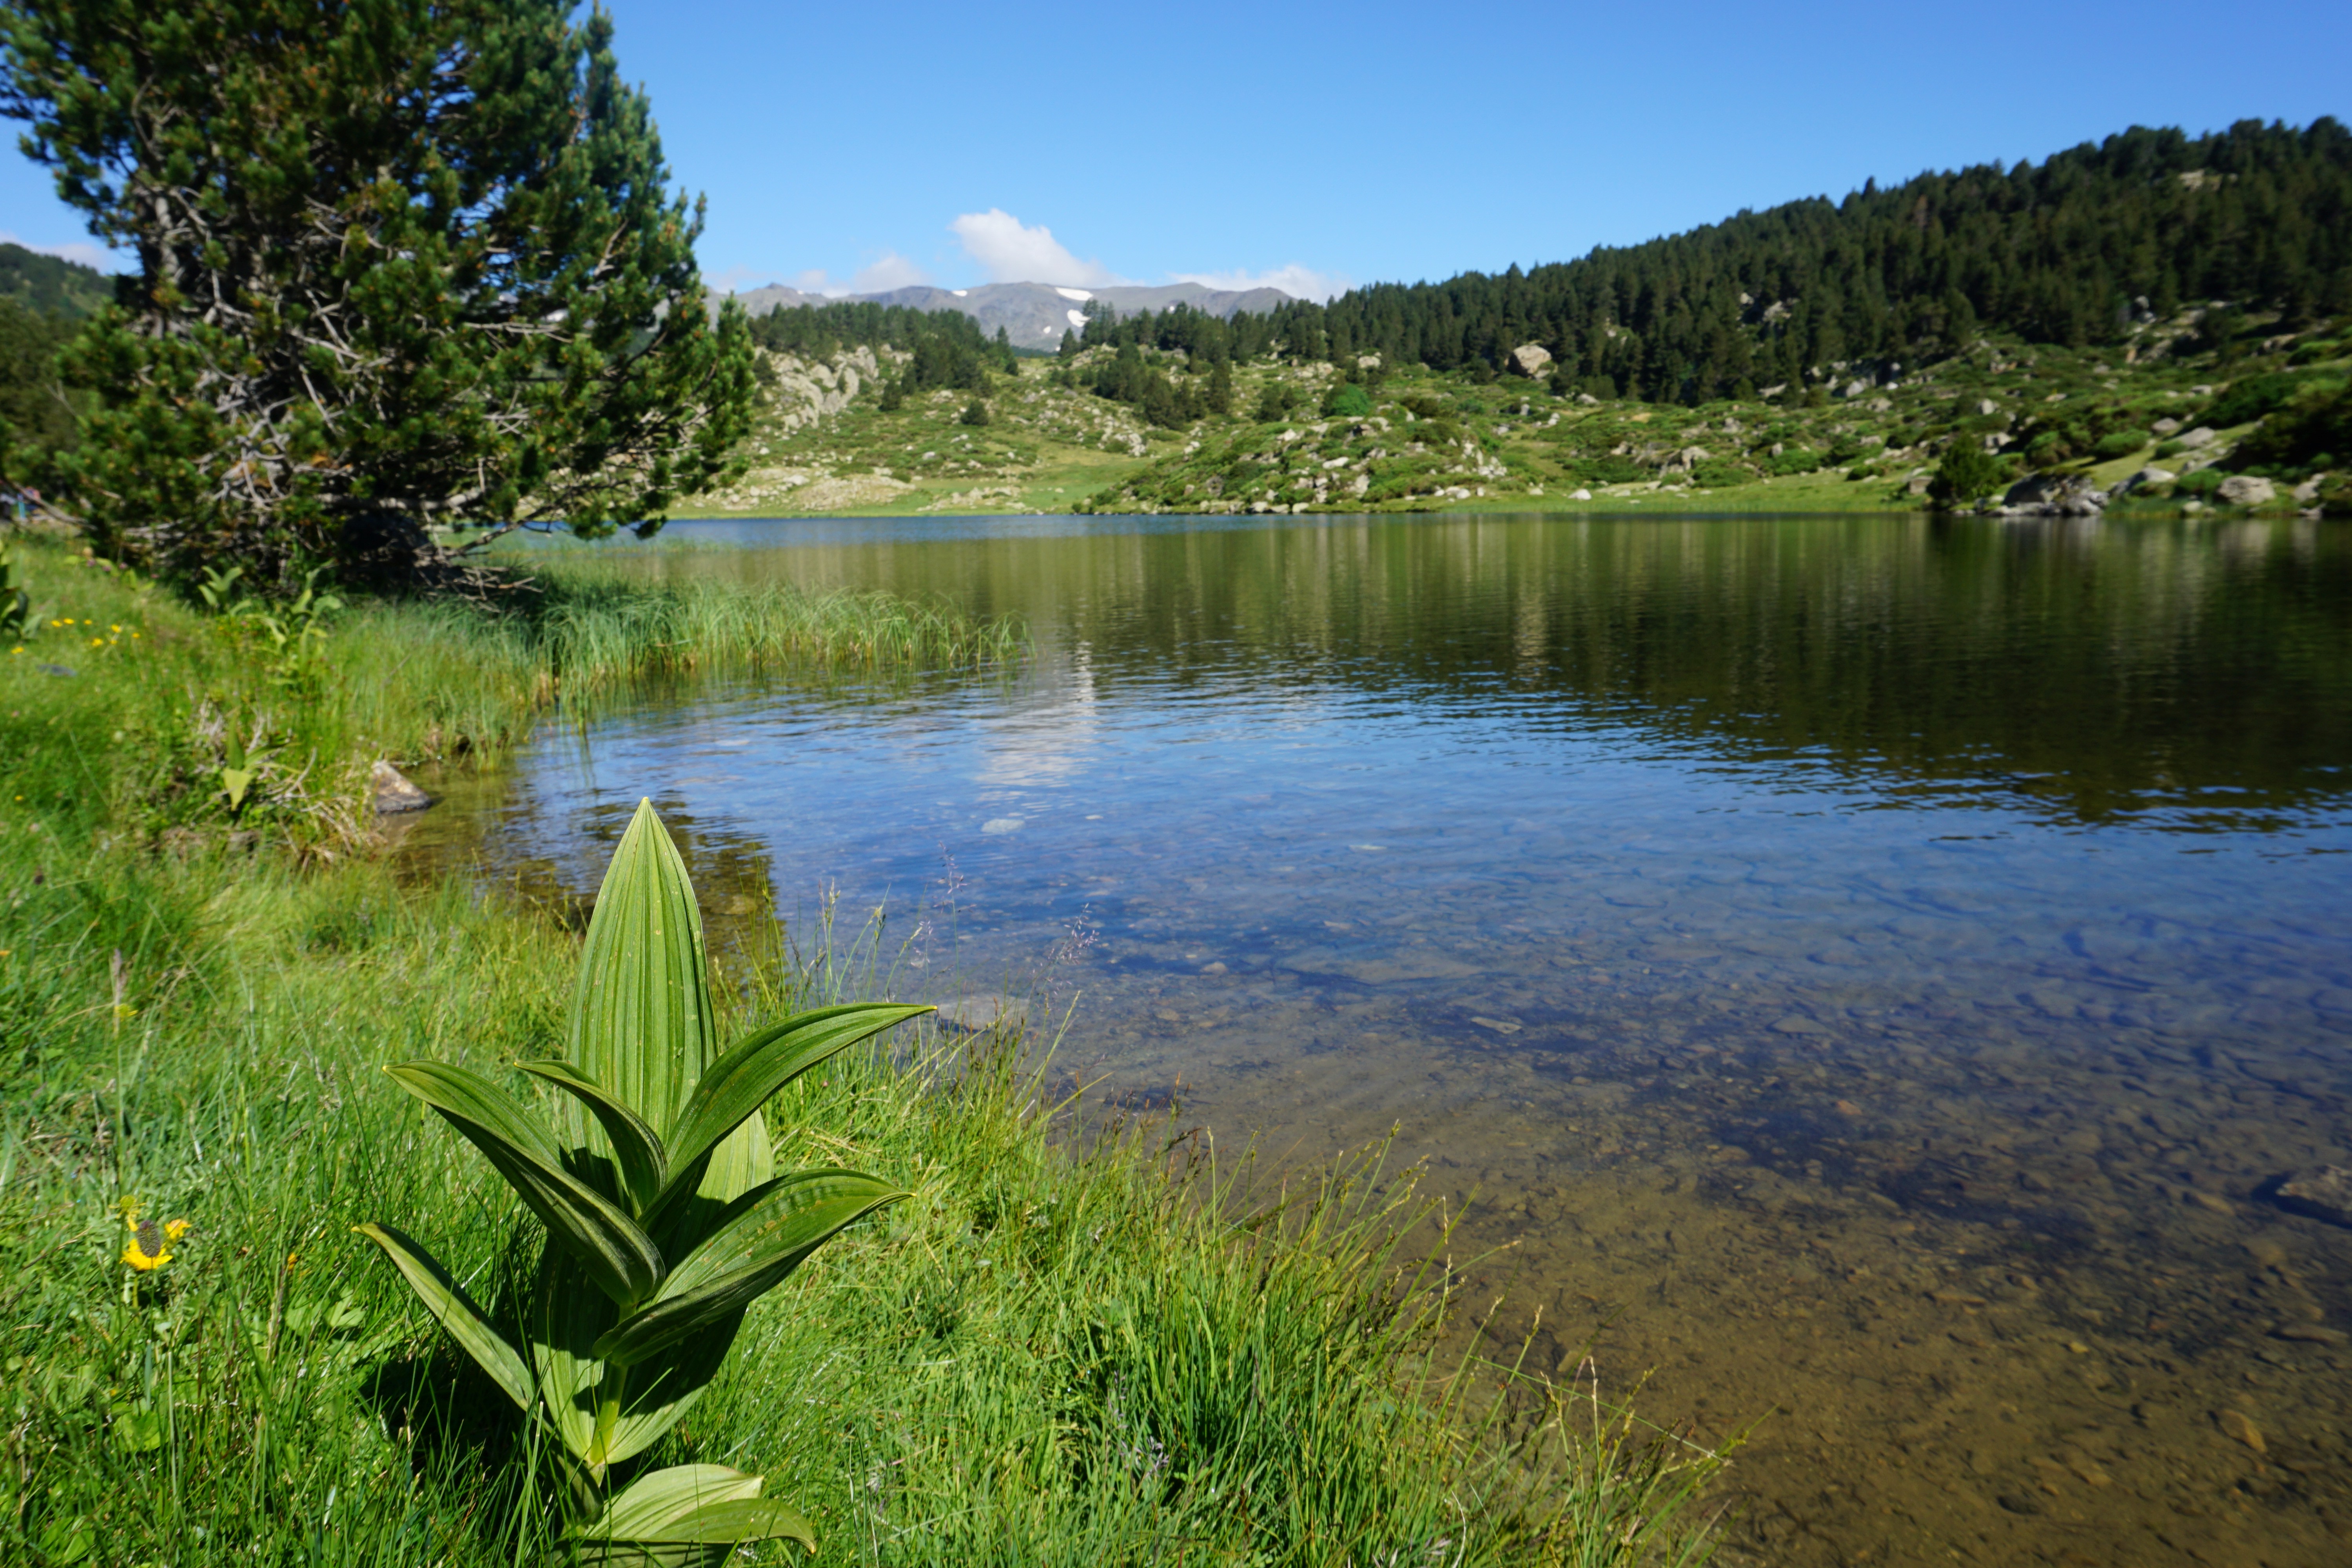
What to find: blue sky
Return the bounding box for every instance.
[3,0,2345,300]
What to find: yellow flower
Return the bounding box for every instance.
[118,1199,191,1272]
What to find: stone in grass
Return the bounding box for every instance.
[370,759,433,815]
[2272,1166,2352,1227]
[936,994,1029,1034]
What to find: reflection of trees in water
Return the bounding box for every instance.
[639,515,2350,829]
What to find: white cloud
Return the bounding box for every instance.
[1171,264,1352,303]
[949,209,1124,287]
[0,231,115,271]
[850,251,928,293]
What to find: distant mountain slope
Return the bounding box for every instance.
[726,279,1292,345]
[0,242,112,318]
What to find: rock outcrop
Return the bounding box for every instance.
[1507,343,1553,377]
[2216,475,2276,506]
[2000,472,2107,515]
[761,345,885,433]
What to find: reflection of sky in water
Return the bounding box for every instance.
[444,513,2352,1568]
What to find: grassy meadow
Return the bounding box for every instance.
[0,531,1725,1565]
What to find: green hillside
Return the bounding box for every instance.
[1270,118,2352,403]
[0,240,111,319]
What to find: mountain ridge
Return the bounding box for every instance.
[724,278,1294,346]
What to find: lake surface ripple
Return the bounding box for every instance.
[411,512,2352,1567]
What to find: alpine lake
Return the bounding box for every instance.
[396,510,2352,1568]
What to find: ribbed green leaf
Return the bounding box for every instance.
[596,1170,906,1368]
[532,1245,742,1474]
[570,1463,814,1559]
[517,1058,668,1214]
[647,1004,929,1237]
[579,1464,756,1536]
[385,1061,664,1309]
[352,1222,534,1414]
[568,800,720,1145]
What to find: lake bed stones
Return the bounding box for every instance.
[2272,1165,2352,1227]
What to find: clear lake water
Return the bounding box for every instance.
[398,511,2352,1567]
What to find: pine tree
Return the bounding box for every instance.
[1058,328,1079,361]
[0,0,754,589]
[1207,358,1234,416]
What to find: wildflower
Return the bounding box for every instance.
[118,1198,191,1272]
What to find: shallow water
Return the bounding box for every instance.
[407,512,2352,1566]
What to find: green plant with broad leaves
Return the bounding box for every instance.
[357,799,927,1562]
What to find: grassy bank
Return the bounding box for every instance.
[1,534,1023,851]
[0,533,1724,1564]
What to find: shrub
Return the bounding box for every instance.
[1764,446,1822,476]
[2091,429,2151,460]
[1323,382,1374,418]
[2176,467,2227,497]
[1571,456,1648,486]
[2204,373,2304,428]
[2154,439,2185,458]
[1691,461,1749,488]
[959,399,991,426]
[2230,380,2352,475]
[1929,445,2008,506]
[1251,385,1303,423]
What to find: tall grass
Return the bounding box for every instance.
[0,526,1724,1564]
[508,548,1027,689]
[0,534,1023,850]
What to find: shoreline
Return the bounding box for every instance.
[0,529,1724,1564]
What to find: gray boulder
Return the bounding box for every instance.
[2178,426,2218,450]
[2110,466,2176,497]
[1507,343,1553,377]
[2217,475,2276,506]
[2152,417,2182,437]
[2001,472,2107,516]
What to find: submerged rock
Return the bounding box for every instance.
[2274,1166,2352,1227]
[370,759,433,815]
[936,993,1029,1034]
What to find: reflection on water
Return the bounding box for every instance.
[408,513,2352,1566]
